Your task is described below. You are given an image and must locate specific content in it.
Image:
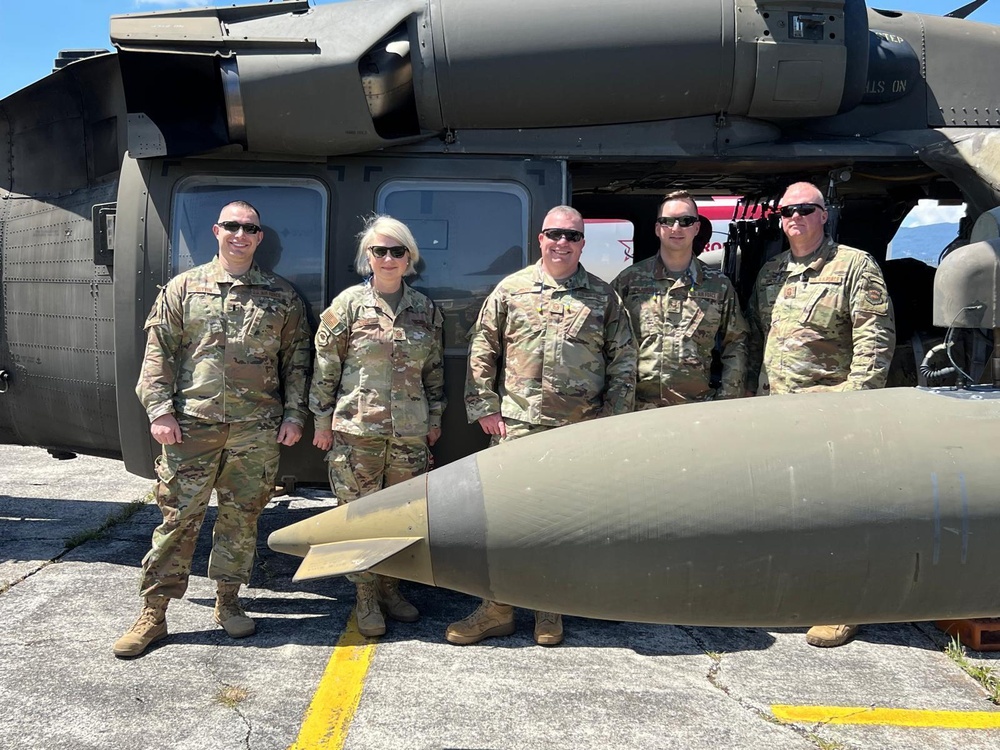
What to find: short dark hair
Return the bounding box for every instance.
[221,200,262,224]
[657,190,699,216]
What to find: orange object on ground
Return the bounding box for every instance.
[936,618,1000,651]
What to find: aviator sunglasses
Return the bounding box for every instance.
[216,220,262,235]
[655,215,699,228]
[541,228,584,242]
[369,245,409,258]
[778,203,825,218]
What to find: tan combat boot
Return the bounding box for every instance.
[214,582,256,638]
[376,576,419,623]
[113,596,169,657]
[445,600,515,645]
[806,624,859,647]
[534,611,564,646]
[355,581,386,637]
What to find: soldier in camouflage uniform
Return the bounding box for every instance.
[310,215,446,638]
[612,190,747,407]
[746,182,896,649]
[114,200,312,658]
[447,205,637,647]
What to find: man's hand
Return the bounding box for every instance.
[427,426,442,446]
[477,412,506,438]
[313,428,333,451]
[277,420,303,446]
[150,414,183,445]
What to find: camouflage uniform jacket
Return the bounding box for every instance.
[746,238,896,394]
[466,260,636,426]
[309,281,446,437]
[136,256,311,425]
[612,254,748,407]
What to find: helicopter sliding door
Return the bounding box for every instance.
[116,154,565,481]
[115,157,334,479]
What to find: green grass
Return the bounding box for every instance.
[945,635,1000,704]
[63,490,154,550]
[807,735,847,750]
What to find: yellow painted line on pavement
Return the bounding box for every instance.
[772,705,1000,729]
[289,611,376,750]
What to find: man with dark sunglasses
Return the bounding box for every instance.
[612,190,748,407]
[746,181,896,649]
[115,200,312,657]
[449,205,636,647]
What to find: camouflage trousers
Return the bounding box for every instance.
[490,418,553,446]
[326,431,428,582]
[139,415,281,599]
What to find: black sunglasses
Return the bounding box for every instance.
[778,203,825,218]
[656,215,699,228]
[369,245,409,258]
[542,228,584,243]
[216,220,261,235]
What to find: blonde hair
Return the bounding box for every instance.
[354,214,421,277]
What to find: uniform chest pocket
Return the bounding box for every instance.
[186,292,225,335]
[351,316,391,354]
[397,317,436,360]
[565,295,607,345]
[246,295,286,337]
[803,283,843,330]
[762,271,790,312]
[625,287,663,334]
[684,294,723,342]
[637,301,662,335]
[505,292,545,340]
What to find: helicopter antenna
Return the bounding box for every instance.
[945,0,989,19]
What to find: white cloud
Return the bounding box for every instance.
[901,200,966,228]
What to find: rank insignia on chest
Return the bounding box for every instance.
[548,301,565,316]
[783,286,797,299]
[667,298,682,313]
[392,328,407,341]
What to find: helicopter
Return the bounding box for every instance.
[1,0,998,486]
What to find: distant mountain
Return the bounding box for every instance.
[887,223,960,267]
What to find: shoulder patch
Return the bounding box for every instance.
[865,286,888,307]
[321,308,340,329]
[856,274,890,315]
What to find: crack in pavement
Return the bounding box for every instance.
[679,625,858,750]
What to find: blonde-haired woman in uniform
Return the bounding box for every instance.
[309,215,446,636]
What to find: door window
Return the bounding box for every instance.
[171,176,329,318]
[378,181,529,352]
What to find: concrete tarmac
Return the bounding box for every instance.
[1,444,998,750]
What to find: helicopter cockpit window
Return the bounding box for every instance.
[171,176,329,320]
[887,200,966,267]
[377,180,529,353]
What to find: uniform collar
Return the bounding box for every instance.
[364,279,415,314]
[654,254,703,287]
[532,259,591,290]
[209,255,269,286]
[786,237,834,275]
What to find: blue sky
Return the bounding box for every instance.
[1,0,998,99]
